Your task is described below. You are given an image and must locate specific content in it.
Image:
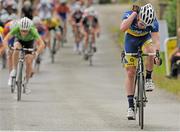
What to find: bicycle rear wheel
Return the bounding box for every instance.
[138,74,145,129]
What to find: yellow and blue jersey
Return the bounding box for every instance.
[122,11,159,37]
[121,11,159,67]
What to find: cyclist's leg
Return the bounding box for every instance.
[55,27,62,50]
[23,40,34,82]
[84,31,89,53]
[63,20,67,41]
[91,30,96,52]
[142,35,155,91]
[7,37,16,73]
[8,42,22,86]
[124,34,139,119]
[12,42,22,70]
[83,27,88,48]
[7,49,13,73]
[143,39,154,73]
[25,54,34,82]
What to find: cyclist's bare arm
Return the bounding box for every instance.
[151,32,160,51]
[0,33,12,55]
[151,32,162,65]
[95,23,100,33]
[3,33,13,48]
[35,37,46,55]
[120,12,137,32]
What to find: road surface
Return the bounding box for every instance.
[0,4,179,131]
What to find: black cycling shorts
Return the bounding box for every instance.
[17,40,34,54]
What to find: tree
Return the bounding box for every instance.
[163,0,177,37]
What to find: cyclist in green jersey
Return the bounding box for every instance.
[2,17,45,94]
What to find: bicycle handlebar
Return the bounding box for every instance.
[10,47,36,52]
[125,52,156,56]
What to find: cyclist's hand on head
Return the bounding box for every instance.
[154,50,162,66]
[132,5,140,14]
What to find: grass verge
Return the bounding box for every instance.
[112,27,180,96]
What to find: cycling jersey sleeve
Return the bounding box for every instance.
[122,11,133,20]
[10,26,19,36]
[151,19,159,32]
[31,27,40,40]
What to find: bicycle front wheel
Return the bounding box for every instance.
[17,81,22,101]
[16,63,23,101]
[11,77,16,93]
[138,73,145,129]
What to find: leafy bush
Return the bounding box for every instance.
[163,0,177,37]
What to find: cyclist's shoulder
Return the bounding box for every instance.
[122,10,133,19]
[10,25,20,32]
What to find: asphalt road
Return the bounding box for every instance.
[0,4,179,131]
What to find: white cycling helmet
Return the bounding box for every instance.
[139,3,155,26]
[74,4,81,11]
[24,0,31,7]
[87,7,95,16]
[33,16,41,24]
[40,0,50,4]
[19,17,32,31]
[9,13,18,20]
[0,13,10,23]
[60,0,67,3]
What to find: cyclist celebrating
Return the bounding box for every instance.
[120,4,162,120]
[2,17,45,94]
[82,6,100,60]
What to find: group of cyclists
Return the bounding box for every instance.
[0,0,100,94]
[0,0,163,122]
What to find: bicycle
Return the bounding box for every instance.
[2,52,7,69]
[50,28,57,64]
[84,22,94,66]
[60,22,66,47]
[122,47,160,129]
[12,47,35,101]
[74,23,83,54]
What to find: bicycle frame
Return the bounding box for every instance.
[16,48,25,101]
[13,48,35,101]
[124,48,156,129]
[134,49,147,129]
[87,21,94,66]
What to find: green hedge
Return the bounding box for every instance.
[163,0,177,37]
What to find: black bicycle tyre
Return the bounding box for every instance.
[2,53,7,69]
[51,36,56,64]
[138,73,144,129]
[17,81,22,101]
[11,77,16,93]
[16,63,23,101]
